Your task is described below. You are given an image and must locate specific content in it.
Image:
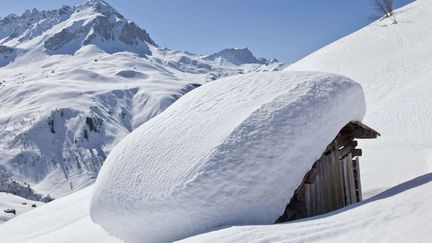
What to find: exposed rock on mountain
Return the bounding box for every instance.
[43,0,156,54]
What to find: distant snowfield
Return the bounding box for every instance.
[1,0,432,242]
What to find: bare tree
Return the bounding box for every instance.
[372,0,398,24]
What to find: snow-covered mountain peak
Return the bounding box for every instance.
[0,5,76,45]
[42,1,157,55]
[81,0,124,20]
[0,0,157,55]
[84,0,111,7]
[205,47,272,65]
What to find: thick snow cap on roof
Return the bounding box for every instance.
[90,71,366,242]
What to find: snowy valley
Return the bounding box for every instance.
[0,0,285,210]
[1,0,431,242]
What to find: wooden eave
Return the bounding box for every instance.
[340,121,381,139]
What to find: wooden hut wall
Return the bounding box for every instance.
[276,122,379,223]
[276,141,363,222]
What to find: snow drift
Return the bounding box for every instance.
[91,71,365,242]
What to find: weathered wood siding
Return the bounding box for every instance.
[276,122,379,223]
[276,139,364,222]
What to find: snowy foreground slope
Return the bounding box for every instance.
[181,173,432,243]
[91,71,365,242]
[0,186,120,243]
[286,0,432,196]
[0,0,284,203]
[1,173,432,243]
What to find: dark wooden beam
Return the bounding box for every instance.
[340,121,381,139]
[352,149,362,157]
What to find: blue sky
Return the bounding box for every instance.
[1,0,414,62]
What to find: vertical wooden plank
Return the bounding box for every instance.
[318,157,328,213]
[328,154,335,211]
[346,153,357,203]
[342,156,352,205]
[346,154,357,203]
[304,183,311,217]
[310,178,316,216]
[338,155,345,206]
[324,154,333,212]
[329,151,338,210]
[315,173,321,214]
[353,157,363,201]
[299,186,306,218]
[333,150,341,210]
[315,161,322,214]
[334,151,344,209]
[319,157,329,214]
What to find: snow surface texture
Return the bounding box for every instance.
[285,0,432,196]
[0,0,285,202]
[90,71,365,242]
